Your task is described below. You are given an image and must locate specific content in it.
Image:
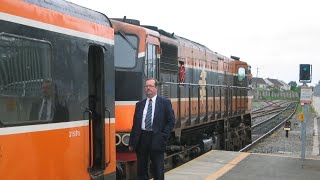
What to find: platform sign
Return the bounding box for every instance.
[298,112,304,122]
[300,86,312,104]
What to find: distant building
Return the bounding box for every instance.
[278,80,290,91]
[252,77,268,89]
[265,78,290,91]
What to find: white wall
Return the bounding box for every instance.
[312,96,320,116]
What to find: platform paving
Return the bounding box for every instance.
[165,150,320,180]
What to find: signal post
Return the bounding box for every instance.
[299,64,312,160]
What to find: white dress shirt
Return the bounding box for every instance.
[141,95,157,130]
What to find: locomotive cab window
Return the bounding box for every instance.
[0,33,51,126]
[144,44,157,78]
[238,67,245,81]
[114,33,138,68]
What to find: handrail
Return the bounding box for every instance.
[161,81,251,89]
[83,108,93,172]
[104,107,111,167]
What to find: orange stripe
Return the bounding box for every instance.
[115,105,136,131]
[1,0,114,40]
[0,123,116,180]
[205,152,249,180]
[104,123,116,175]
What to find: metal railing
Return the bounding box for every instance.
[161,82,251,128]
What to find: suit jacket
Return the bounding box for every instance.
[129,96,175,152]
[29,100,69,123]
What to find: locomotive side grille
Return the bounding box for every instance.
[160,84,170,98]
[160,43,178,73]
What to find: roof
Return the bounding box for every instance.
[252,77,267,85]
[25,0,111,26]
[266,78,284,86]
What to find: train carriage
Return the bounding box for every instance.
[0,0,116,179]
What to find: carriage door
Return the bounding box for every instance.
[87,45,106,179]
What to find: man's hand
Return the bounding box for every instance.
[129,146,133,152]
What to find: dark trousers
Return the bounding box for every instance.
[136,130,164,180]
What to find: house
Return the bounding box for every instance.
[251,77,268,89]
[265,78,290,91]
[278,80,290,91]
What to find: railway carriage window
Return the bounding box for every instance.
[114,34,137,68]
[0,34,51,126]
[144,44,157,78]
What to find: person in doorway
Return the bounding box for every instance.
[129,78,175,180]
[29,79,68,122]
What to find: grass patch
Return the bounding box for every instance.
[296,105,302,114]
[296,103,314,115]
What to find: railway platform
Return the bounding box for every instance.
[165,150,320,180]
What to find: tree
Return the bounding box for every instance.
[288,81,298,91]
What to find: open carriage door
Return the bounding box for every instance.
[87,45,106,180]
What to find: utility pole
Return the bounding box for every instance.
[301,83,308,160]
[255,68,259,88]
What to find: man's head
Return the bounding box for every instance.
[144,78,158,98]
[41,80,53,98]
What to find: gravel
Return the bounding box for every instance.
[250,112,317,159]
[252,100,269,111]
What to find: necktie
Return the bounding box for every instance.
[145,99,152,131]
[40,99,48,120]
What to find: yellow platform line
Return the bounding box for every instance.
[205,152,250,180]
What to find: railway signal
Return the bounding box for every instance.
[284,121,291,138]
[299,64,312,83]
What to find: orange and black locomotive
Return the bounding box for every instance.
[112,18,252,178]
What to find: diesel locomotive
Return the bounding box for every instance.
[112,18,252,179]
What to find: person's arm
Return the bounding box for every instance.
[162,99,175,139]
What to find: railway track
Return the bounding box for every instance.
[240,102,298,152]
[252,102,291,126]
[252,100,287,113]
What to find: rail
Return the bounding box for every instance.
[239,102,298,152]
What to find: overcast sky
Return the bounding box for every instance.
[67,0,320,86]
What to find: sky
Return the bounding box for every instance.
[67,0,320,86]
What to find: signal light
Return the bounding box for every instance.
[299,64,311,82]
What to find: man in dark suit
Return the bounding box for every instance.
[29,80,68,122]
[129,78,175,180]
